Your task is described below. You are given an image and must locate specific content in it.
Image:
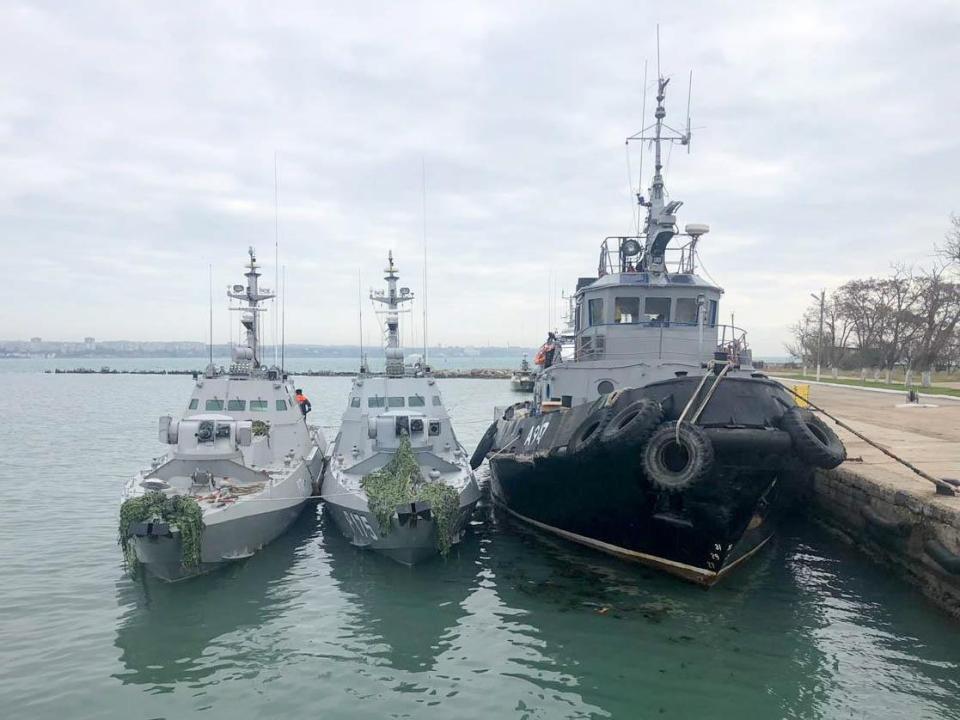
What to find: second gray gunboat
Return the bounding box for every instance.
[321,252,480,564]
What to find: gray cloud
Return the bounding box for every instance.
[2,0,958,355]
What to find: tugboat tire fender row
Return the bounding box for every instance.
[470,422,498,470]
[567,405,616,458]
[642,421,714,492]
[599,398,664,453]
[780,407,846,470]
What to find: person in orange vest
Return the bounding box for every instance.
[534,332,559,368]
[295,388,312,415]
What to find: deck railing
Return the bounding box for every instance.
[597,236,699,277]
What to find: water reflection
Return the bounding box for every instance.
[322,510,481,674]
[112,508,319,689]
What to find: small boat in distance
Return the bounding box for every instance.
[510,355,535,392]
[321,252,481,564]
[120,248,327,581]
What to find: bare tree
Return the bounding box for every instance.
[906,265,960,372]
[939,213,960,265]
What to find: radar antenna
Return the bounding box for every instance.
[625,29,693,273]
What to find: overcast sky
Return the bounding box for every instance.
[2,1,958,356]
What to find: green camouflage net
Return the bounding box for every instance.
[361,435,460,555]
[118,492,204,574]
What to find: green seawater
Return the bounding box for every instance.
[2,366,960,719]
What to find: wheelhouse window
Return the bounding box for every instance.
[432,396,442,406]
[588,298,605,326]
[409,395,426,407]
[614,297,640,324]
[708,299,719,327]
[188,399,199,410]
[227,399,246,411]
[276,400,287,411]
[675,298,699,325]
[250,400,268,411]
[205,399,224,411]
[350,396,361,408]
[644,297,671,325]
[368,396,386,408]
[387,396,405,408]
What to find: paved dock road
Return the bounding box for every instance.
[780,382,960,492]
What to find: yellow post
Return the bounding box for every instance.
[792,384,810,408]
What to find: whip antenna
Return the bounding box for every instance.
[208,264,214,365]
[281,264,286,373]
[274,151,280,367]
[358,267,364,372]
[421,158,429,365]
[686,70,693,153]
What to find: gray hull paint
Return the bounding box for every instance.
[131,451,324,582]
[131,500,308,582]
[322,481,481,565]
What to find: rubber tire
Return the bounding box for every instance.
[470,421,498,469]
[780,407,846,469]
[599,398,663,453]
[642,421,714,492]
[567,406,614,458]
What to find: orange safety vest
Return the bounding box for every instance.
[296,393,308,404]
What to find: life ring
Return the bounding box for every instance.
[567,406,614,457]
[533,346,547,366]
[642,421,714,492]
[780,407,846,469]
[470,421,499,470]
[599,398,663,453]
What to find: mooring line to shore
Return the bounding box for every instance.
[780,385,957,496]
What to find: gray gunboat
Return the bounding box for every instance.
[121,248,327,581]
[321,252,480,565]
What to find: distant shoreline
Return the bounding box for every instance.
[45,367,515,379]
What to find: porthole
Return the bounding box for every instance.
[597,380,615,395]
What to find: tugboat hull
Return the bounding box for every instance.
[484,376,812,586]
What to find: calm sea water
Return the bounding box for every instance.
[0,354,525,374]
[2,361,960,719]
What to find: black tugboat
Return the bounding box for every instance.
[471,74,846,586]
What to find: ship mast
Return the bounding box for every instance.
[371,251,413,378]
[628,72,691,273]
[227,246,275,371]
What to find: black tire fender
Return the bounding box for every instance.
[925,538,960,575]
[860,504,914,537]
[642,421,714,492]
[599,398,663,453]
[780,407,846,469]
[470,421,498,470]
[567,406,614,458]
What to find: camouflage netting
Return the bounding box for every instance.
[118,492,204,574]
[361,435,460,555]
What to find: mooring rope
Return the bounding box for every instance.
[676,360,733,443]
[779,384,956,496]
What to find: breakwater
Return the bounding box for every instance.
[46,366,514,379]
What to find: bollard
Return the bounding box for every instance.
[792,384,810,409]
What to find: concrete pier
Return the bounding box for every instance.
[777,381,960,618]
